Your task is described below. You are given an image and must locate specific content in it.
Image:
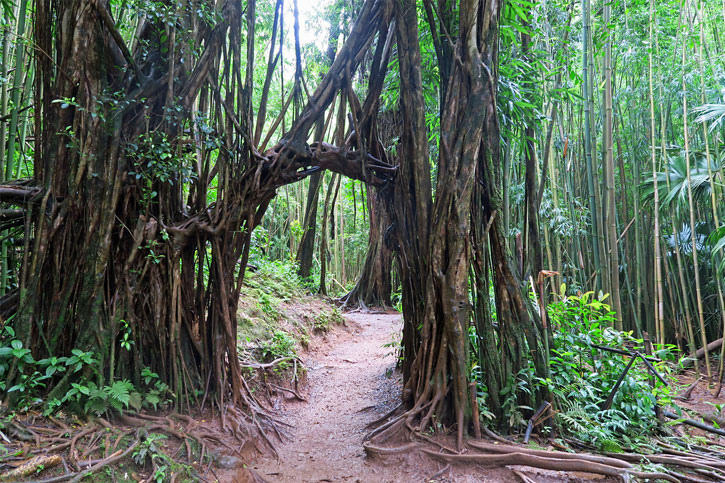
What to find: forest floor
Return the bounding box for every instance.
[4,297,722,482]
[230,309,613,483]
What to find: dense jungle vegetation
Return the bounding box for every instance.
[0,0,725,480]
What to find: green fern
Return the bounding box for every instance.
[106,380,133,410]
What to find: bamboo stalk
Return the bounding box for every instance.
[680,0,711,380]
[648,0,665,347]
[696,0,725,393]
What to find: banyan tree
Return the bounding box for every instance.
[0,0,548,443]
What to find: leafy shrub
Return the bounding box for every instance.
[544,289,674,448]
[313,308,344,332]
[260,330,296,362]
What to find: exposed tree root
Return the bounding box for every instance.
[362,441,422,457]
[512,469,537,483]
[0,409,268,483]
[363,416,725,483]
[0,455,62,480]
[269,384,307,401]
[428,463,451,481]
[467,441,631,469]
[674,377,703,401]
[11,432,141,483]
[420,448,680,482]
[239,356,304,370]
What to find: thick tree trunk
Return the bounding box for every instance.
[341,103,398,310]
[340,187,393,308]
[390,0,432,388]
[296,172,322,279]
[368,0,550,450]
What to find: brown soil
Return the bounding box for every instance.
[228,311,609,483]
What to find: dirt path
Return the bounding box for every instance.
[245,311,430,482]
[240,311,524,483]
[235,312,602,483]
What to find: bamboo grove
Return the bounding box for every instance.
[0,0,723,444]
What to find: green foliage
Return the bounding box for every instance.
[131,432,195,483]
[245,259,305,301]
[469,365,496,424]
[0,315,168,415]
[640,154,721,210]
[257,292,280,320]
[312,307,343,332]
[694,103,725,129]
[708,225,725,275]
[260,330,296,362]
[545,290,675,449]
[132,433,167,467]
[500,369,533,430]
[382,332,403,362]
[140,367,171,410]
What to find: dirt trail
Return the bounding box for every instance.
[236,311,597,483]
[246,312,428,482]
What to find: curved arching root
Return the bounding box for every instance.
[362,419,725,483]
[420,448,680,482]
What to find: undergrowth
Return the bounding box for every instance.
[237,258,344,371]
[471,288,676,451]
[545,290,675,450]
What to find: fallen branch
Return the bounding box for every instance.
[680,339,724,369]
[0,455,62,480]
[694,410,725,429]
[664,410,725,437]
